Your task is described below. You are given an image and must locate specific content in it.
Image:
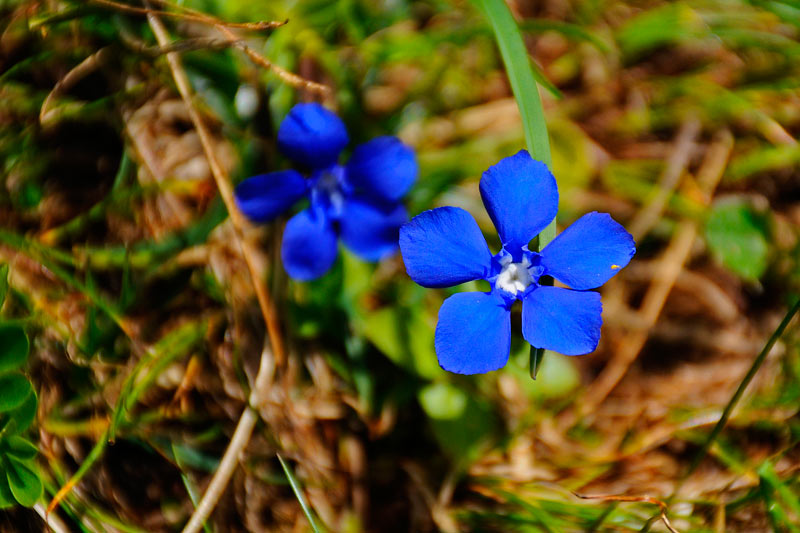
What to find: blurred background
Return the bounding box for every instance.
[1,0,799,531]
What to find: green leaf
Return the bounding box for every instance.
[2,390,37,434]
[727,144,800,182]
[758,460,800,520]
[418,382,467,420]
[0,324,29,374]
[705,199,770,281]
[0,374,32,413]
[3,436,38,460]
[510,345,580,399]
[0,264,8,309]
[361,307,443,380]
[5,457,42,507]
[418,383,497,463]
[0,475,15,509]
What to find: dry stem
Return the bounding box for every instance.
[146,9,286,533]
[91,0,285,30]
[573,493,680,533]
[149,0,330,96]
[627,117,701,242]
[34,503,70,533]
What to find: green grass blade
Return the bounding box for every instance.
[474,0,556,377]
[277,453,322,533]
[473,0,552,169]
[682,297,800,481]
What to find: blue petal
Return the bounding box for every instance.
[399,207,492,288]
[345,136,417,203]
[541,212,635,290]
[234,170,308,223]
[479,150,558,256]
[340,197,407,261]
[435,291,511,374]
[278,103,348,169]
[521,286,602,355]
[281,208,338,281]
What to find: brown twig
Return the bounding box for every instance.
[627,117,701,242]
[148,0,330,96]
[573,492,681,533]
[90,0,286,31]
[146,8,286,533]
[220,26,331,96]
[119,31,243,57]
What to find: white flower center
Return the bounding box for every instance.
[495,255,533,295]
[316,169,344,212]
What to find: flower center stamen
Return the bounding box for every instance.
[495,255,533,296]
[313,166,346,216]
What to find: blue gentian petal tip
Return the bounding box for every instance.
[234,169,308,224]
[278,103,349,169]
[346,136,418,203]
[480,150,558,257]
[541,211,636,290]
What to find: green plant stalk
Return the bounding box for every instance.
[639,297,800,532]
[474,0,555,378]
[682,297,800,482]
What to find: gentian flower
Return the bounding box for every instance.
[235,103,417,280]
[399,150,635,375]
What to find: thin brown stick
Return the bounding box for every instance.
[119,32,243,56]
[627,117,701,242]
[220,26,331,96]
[148,0,330,95]
[573,492,680,533]
[577,130,734,419]
[90,0,285,31]
[146,9,285,533]
[146,10,285,367]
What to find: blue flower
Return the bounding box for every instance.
[235,103,417,280]
[399,150,635,375]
